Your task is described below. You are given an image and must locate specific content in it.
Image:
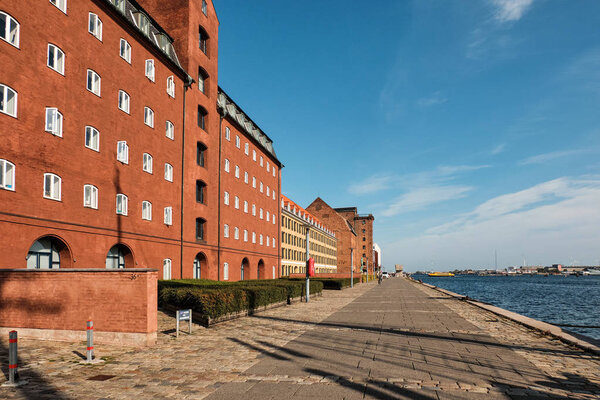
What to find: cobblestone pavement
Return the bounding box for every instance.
[1,278,600,399]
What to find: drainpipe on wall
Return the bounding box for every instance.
[180,78,193,279]
[217,108,224,281]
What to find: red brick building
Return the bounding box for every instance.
[334,208,375,275]
[0,0,281,281]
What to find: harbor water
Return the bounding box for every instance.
[413,274,600,340]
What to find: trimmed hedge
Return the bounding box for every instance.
[283,277,361,290]
[158,279,324,321]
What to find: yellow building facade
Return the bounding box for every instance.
[281,195,337,276]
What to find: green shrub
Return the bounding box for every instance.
[282,277,359,290]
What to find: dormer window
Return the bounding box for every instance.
[136,13,150,36]
[111,0,125,13]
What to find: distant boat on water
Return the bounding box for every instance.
[428,272,455,277]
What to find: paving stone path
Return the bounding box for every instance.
[1,278,599,399]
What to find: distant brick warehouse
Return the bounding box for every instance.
[334,207,375,274]
[0,0,282,281]
[280,195,337,277]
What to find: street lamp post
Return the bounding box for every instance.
[350,248,354,288]
[305,224,310,302]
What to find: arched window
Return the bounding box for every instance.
[166,76,175,97]
[145,59,155,81]
[27,237,67,269]
[50,0,67,14]
[166,120,174,140]
[196,217,206,241]
[196,142,207,166]
[0,159,15,191]
[88,12,103,41]
[117,141,129,164]
[45,108,63,137]
[85,126,99,151]
[83,184,98,209]
[47,44,65,75]
[163,259,172,280]
[224,158,230,172]
[223,262,229,280]
[196,180,206,204]
[142,200,152,220]
[116,193,128,215]
[144,106,154,127]
[143,153,153,173]
[86,69,101,96]
[198,67,208,94]
[118,90,130,113]
[198,26,209,54]
[120,38,131,63]
[223,224,229,238]
[223,191,229,205]
[106,244,132,269]
[234,227,239,240]
[0,84,17,117]
[0,12,20,48]
[43,173,61,201]
[164,163,173,182]
[197,105,207,130]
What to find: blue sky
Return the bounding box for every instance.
[214,0,600,271]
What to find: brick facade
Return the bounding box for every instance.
[334,208,375,274]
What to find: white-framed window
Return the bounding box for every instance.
[260,156,264,167]
[86,69,101,96]
[244,172,248,184]
[252,150,256,161]
[163,259,172,280]
[165,120,174,139]
[236,136,240,148]
[266,186,270,196]
[266,211,270,221]
[143,153,153,174]
[202,0,208,15]
[0,84,17,117]
[0,159,15,191]
[260,182,263,193]
[224,191,229,205]
[235,165,240,178]
[142,200,152,220]
[244,142,248,154]
[252,232,256,244]
[252,177,256,188]
[267,162,270,172]
[223,224,229,238]
[223,262,229,280]
[224,159,230,172]
[252,204,256,216]
[85,126,99,151]
[243,230,248,242]
[88,13,102,41]
[166,76,175,97]
[45,108,63,137]
[272,238,276,248]
[116,193,128,215]
[164,206,173,225]
[137,13,150,35]
[273,168,276,177]
[47,44,65,75]
[259,208,263,219]
[273,191,276,201]
[43,173,61,201]
[50,0,67,14]
[145,59,155,81]
[119,38,131,63]
[234,227,239,240]
[118,90,130,113]
[225,127,230,141]
[234,196,239,209]
[117,141,129,164]
[164,163,173,182]
[144,107,154,127]
[266,236,270,247]
[260,234,263,246]
[83,184,98,209]
[244,201,248,213]
[272,214,276,224]
[0,12,20,48]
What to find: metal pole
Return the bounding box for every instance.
[351,249,354,288]
[86,320,94,362]
[8,330,17,384]
[305,225,310,303]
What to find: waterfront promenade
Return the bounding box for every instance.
[1,278,599,399]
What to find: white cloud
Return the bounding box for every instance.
[491,0,535,23]
[519,149,596,165]
[380,185,473,217]
[417,91,447,107]
[348,175,392,195]
[384,177,600,270]
[491,143,506,155]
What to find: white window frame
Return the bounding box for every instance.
[85,126,100,151]
[273,214,276,224]
[252,150,256,161]
[234,196,239,209]
[47,44,65,75]
[143,153,153,174]
[272,238,276,248]
[164,206,173,225]
[118,90,130,113]
[273,191,276,200]
[267,186,270,196]
[83,184,98,209]
[244,142,248,154]
[244,230,248,242]
[50,0,67,14]
[88,13,103,41]
[1,12,20,48]
[267,162,270,172]
[244,172,248,184]
[116,193,128,215]
[165,120,174,140]
[224,191,229,205]
[244,201,248,213]
[166,76,175,98]
[163,259,172,280]
[0,84,17,118]
[144,107,154,128]
[142,200,152,221]
[117,141,129,164]
[260,234,263,246]
[234,227,239,240]
[267,211,270,221]
[45,108,63,137]
[252,177,256,188]
[236,136,240,148]
[120,38,131,63]
[266,236,270,247]
[223,224,229,238]
[164,163,173,182]
[235,165,240,178]
[224,159,230,172]
[259,208,263,219]
[86,69,101,96]
[260,156,264,167]
[43,173,61,201]
[252,232,256,244]
[273,168,276,177]
[145,59,155,81]
[260,182,263,193]
[0,159,15,191]
[252,204,256,216]
[225,127,230,141]
[223,262,229,280]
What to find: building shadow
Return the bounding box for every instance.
[227,337,291,361]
